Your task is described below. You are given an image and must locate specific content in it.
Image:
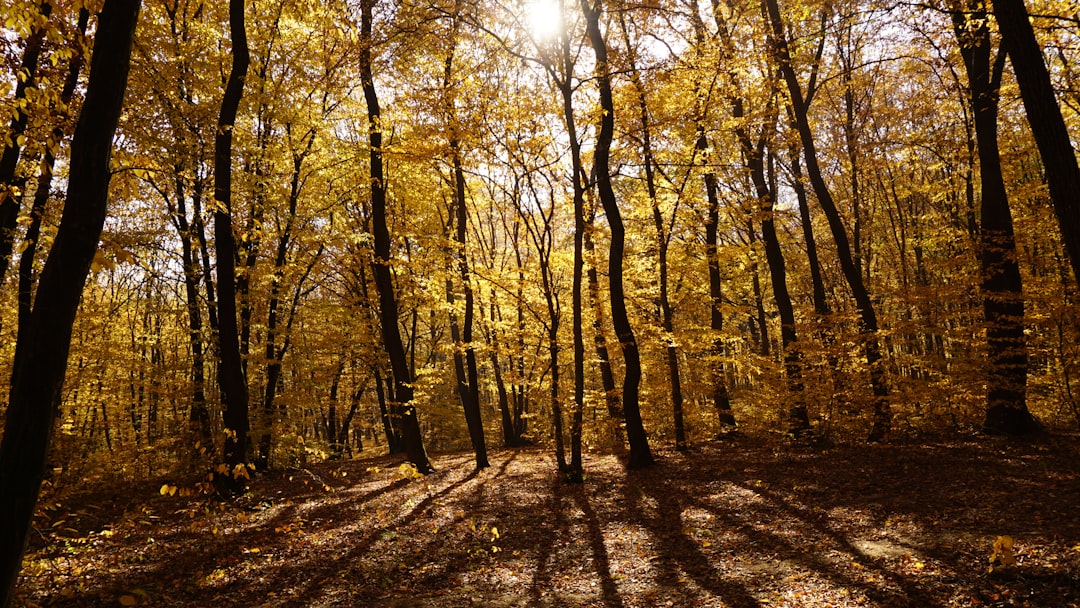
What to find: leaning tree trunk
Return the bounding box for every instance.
[360,0,433,473]
[581,0,654,468]
[952,3,1040,435]
[0,2,52,295]
[0,2,140,604]
[991,0,1080,286]
[17,7,89,345]
[764,0,891,441]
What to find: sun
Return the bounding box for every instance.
[525,0,563,41]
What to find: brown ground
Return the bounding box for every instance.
[15,434,1080,607]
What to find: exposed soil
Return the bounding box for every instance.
[15,434,1080,607]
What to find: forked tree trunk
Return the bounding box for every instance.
[0,2,140,604]
[0,2,52,294]
[443,35,489,470]
[952,4,1040,435]
[991,0,1080,286]
[620,13,687,451]
[764,0,891,441]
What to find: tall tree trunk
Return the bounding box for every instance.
[581,0,654,469]
[764,0,891,441]
[952,4,1040,435]
[0,2,140,604]
[360,0,433,473]
[443,35,489,470]
[255,128,317,471]
[215,0,252,494]
[620,13,687,450]
[17,7,89,345]
[0,2,52,294]
[698,0,737,431]
[991,0,1080,285]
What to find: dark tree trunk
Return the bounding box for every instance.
[255,128,318,471]
[621,13,687,451]
[0,2,139,604]
[582,0,654,469]
[714,9,809,436]
[374,370,403,453]
[170,169,214,453]
[215,0,252,494]
[952,4,1040,435]
[443,42,489,470]
[0,2,52,293]
[740,128,808,435]
[697,0,737,432]
[360,0,433,473]
[991,0,1080,285]
[764,0,891,441]
[17,8,89,346]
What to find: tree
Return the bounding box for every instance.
[991,0,1080,286]
[581,0,654,469]
[440,7,489,469]
[214,0,252,494]
[0,1,52,296]
[359,0,433,474]
[764,0,891,441]
[951,0,1040,435]
[0,1,141,603]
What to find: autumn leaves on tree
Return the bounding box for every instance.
[2,0,1080,604]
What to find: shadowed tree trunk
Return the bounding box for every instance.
[442,24,489,469]
[952,2,1040,435]
[214,0,252,494]
[360,0,433,473]
[0,2,140,604]
[17,7,89,346]
[581,0,654,469]
[991,0,1080,286]
[0,2,52,295]
[764,0,891,441]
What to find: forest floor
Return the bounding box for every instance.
[14,433,1080,607]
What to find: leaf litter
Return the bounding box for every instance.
[15,434,1080,607]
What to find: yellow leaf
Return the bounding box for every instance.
[990,535,1016,569]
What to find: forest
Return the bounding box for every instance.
[0,0,1078,605]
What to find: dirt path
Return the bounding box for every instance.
[16,435,1080,607]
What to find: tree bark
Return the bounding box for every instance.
[0,2,140,604]
[952,4,1040,435]
[214,0,252,494]
[991,0,1080,285]
[581,0,654,469]
[360,0,433,473]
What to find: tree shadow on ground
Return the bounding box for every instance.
[16,437,1080,607]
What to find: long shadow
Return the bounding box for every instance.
[568,483,625,608]
[278,465,483,605]
[527,465,564,606]
[625,471,762,608]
